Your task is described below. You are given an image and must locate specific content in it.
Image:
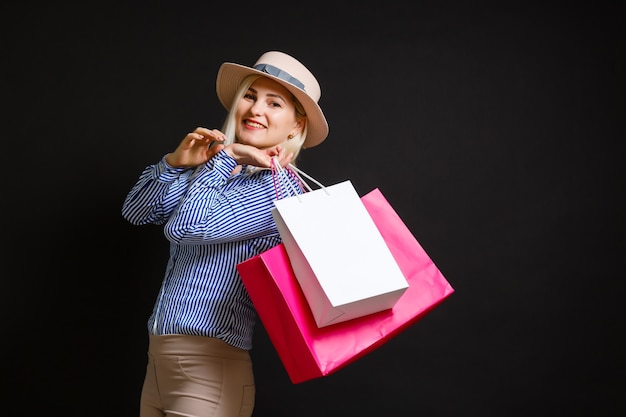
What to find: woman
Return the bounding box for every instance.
[122,51,328,417]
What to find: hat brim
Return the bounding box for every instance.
[216,63,329,148]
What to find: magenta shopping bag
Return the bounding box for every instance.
[237,188,454,384]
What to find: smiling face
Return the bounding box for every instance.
[234,76,304,149]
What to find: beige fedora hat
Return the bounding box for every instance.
[216,51,329,148]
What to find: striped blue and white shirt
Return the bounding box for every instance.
[122,150,301,350]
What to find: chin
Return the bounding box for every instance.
[236,132,260,146]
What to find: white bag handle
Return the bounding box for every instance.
[271,157,330,201]
[287,163,327,193]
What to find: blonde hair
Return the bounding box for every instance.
[220,74,308,166]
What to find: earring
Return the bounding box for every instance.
[287,133,294,140]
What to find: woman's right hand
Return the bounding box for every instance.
[225,143,293,168]
[165,127,226,168]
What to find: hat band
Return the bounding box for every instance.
[254,63,305,90]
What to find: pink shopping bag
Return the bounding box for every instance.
[237,187,455,384]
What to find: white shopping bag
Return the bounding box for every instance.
[270,161,409,327]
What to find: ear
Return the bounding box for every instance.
[292,118,305,135]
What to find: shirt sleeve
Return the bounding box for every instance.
[121,155,195,225]
[163,150,301,245]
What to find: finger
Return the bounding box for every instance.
[262,155,273,168]
[189,132,205,140]
[282,152,294,166]
[207,143,224,158]
[194,127,212,136]
[194,128,226,143]
[266,145,282,157]
[208,129,227,142]
[184,132,205,147]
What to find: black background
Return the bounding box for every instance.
[3,1,624,416]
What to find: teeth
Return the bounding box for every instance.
[245,120,264,128]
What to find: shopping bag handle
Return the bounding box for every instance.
[270,158,300,200]
[287,163,327,192]
[271,157,330,201]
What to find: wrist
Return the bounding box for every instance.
[164,153,181,167]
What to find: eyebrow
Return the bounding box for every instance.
[247,87,287,103]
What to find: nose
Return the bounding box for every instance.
[249,99,264,116]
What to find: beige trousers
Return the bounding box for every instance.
[139,334,255,417]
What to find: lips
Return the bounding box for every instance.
[244,119,266,129]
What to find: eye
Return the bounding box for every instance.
[269,101,282,108]
[243,93,255,100]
